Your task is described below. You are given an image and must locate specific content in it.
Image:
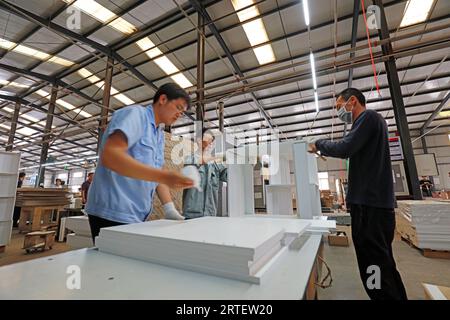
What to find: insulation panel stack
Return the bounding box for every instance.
[396,200,450,250]
[96,217,310,283]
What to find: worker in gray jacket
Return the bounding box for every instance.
[183,129,227,219]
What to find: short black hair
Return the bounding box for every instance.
[19,172,26,178]
[336,88,366,106]
[56,178,61,182]
[153,82,191,108]
[88,172,94,177]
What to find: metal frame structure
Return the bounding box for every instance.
[0,0,446,200]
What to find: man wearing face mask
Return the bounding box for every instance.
[308,88,407,300]
[85,83,194,242]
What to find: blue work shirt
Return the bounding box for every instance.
[85,104,165,223]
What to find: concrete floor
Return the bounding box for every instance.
[0,229,74,267]
[318,226,450,300]
[1,226,450,300]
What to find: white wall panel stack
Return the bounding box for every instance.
[65,216,93,249]
[0,151,20,248]
[96,217,309,283]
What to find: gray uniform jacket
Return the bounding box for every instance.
[182,155,227,219]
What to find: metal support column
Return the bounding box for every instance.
[218,100,224,133]
[36,85,58,187]
[98,57,113,153]
[196,7,205,142]
[6,100,20,151]
[420,129,434,185]
[348,0,360,88]
[374,0,422,200]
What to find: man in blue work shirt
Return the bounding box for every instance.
[309,88,407,300]
[85,83,194,242]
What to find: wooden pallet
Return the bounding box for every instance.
[401,236,450,259]
[18,206,65,233]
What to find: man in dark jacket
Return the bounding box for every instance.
[309,88,407,300]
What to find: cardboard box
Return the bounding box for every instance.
[328,231,349,247]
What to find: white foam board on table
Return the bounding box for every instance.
[98,217,287,260]
[96,217,291,283]
[65,216,91,236]
[245,214,335,232]
[66,233,94,249]
[0,233,323,299]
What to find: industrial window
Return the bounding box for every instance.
[57,173,68,180]
[318,172,330,190]
[73,172,83,178]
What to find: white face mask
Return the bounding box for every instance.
[337,98,354,124]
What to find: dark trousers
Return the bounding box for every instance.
[12,206,21,228]
[87,215,124,244]
[350,204,408,300]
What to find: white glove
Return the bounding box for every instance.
[181,165,202,191]
[163,202,185,220]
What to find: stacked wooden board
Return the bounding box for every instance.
[396,200,450,250]
[15,188,71,207]
[96,217,311,283]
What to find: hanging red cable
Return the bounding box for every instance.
[360,0,381,96]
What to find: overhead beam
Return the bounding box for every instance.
[0,61,104,109]
[189,0,276,131]
[98,57,113,152]
[196,4,205,139]
[373,0,422,200]
[37,85,58,187]
[348,0,360,87]
[420,91,450,132]
[5,101,20,151]
[0,0,158,91]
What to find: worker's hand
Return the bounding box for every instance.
[161,170,194,189]
[163,202,185,220]
[308,143,318,153]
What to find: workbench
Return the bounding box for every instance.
[0,233,324,300]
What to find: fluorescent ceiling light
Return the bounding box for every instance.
[242,20,269,46]
[65,0,137,34]
[302,0,310,26]
[0,136,7,141]
[78,68,136,105]
[400,0,434,27]
[314,91,319,113]
[35,89,92,118]
[0,37,73,66]
[137,37,193,88]
[253,45,275,65]
[16,127,38,136]
[170,73,193,89]
[310,52,317,90]
[0,123,9,129]
[439,110,450,117]
[0,79,29,88]
[154,56,179,75]
[231,0,275,65]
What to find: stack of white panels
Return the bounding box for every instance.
[96,217,309,283]
[65,216,93,249]
[397,200,450,250]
